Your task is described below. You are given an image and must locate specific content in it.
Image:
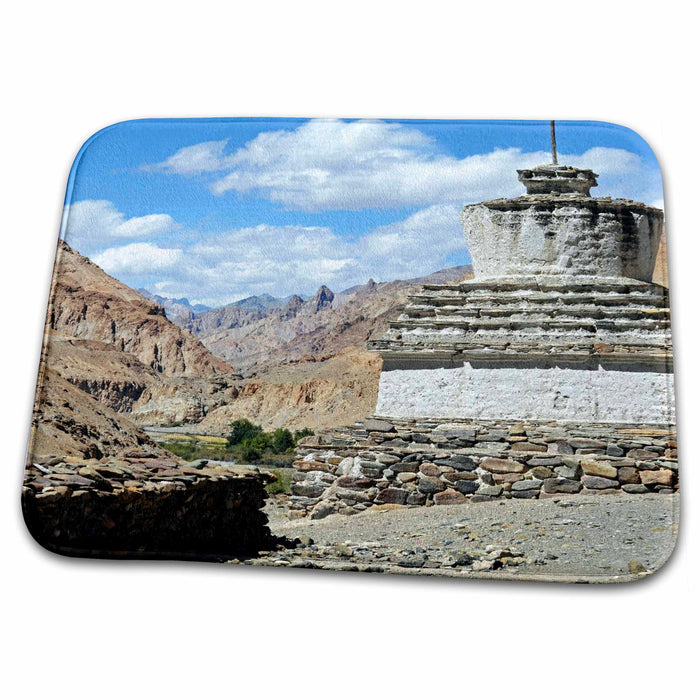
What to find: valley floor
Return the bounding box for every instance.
[247,492,679,583]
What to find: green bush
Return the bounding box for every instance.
[238,440,262,462]
[272,428,295,453]
[227,419,263,446]
[293,427,314,442]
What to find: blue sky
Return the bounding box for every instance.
[61,118,664,307]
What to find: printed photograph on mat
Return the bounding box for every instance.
[23,119,677,581]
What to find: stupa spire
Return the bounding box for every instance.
[516,121,598,196]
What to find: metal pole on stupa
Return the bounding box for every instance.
[550,120,558,165]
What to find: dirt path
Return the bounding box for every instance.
[250,493,679,583]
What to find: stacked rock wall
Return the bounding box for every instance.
[291,418,677,519]
[23,451,276,559]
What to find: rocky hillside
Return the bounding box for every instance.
[49,241,233,378]
[196,347,382,434]
[29,367,165,460]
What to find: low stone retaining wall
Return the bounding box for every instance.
[291,418,678,519]
[23,450,276,559]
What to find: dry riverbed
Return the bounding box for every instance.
[245,492,679,583]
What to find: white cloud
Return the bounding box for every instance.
[108,204,467,306]
[93,242,183,275]
[62,200,179,255]
[146,119,661,211]
[146,140,230,175]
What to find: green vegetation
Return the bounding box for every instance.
[224,419,314,467]
[157,420,314,494]
[265,469,295,495]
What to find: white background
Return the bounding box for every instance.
[2,2,696,698]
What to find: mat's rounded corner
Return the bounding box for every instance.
[624,525,679,584]
[584,118,664,177]
[63,117,158,211]
[20,489,78,561]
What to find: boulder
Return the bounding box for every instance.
[434,489,467,505]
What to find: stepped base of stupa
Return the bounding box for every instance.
[368,275,673,425]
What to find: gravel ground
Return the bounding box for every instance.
[251,493,679,583]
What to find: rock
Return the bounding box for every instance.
[333,544,354,558]
[617,467,640,485]
[509,442,547,453]
[294,460,333,473]
[510,489,539,499]
[476,484,503,497]
[543,477,582,494]
[554,464,581,480]
[628,560,647,574]
[396,553,426,568]
[548,440,574,455]
[454,552,476,566]
[417,477,446,494]
[568,438,607,450]
[438,429,477,442]
[639,469,675,487]
[527,458,562,468]
[335,487,375,503]
[454,479,480,494]
[493,473,523,484]
[528,466,555,479]
[76,467,114,491]
[418,462,441,477]
[433,489,467,505]
[480,457,526,474]
[377,453,400,465]
[606,444,625,457]
[290,482,326,498]
[93,464,128,479]
[511,478,543,491]
[581,476,620,490]
[622,484,650,494]
[581,460,618,479]
[336,476,374,489]
[375,487,409,505]
[437,455,478,471]
[471,560,496,571]
[397,472,417,483]
[310,501,337,520]
[406,491,427,505]
[336,457,362,477]
[364,419,396,433]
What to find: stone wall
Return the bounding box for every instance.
[23,451,276,559]
[291,418,677,519]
